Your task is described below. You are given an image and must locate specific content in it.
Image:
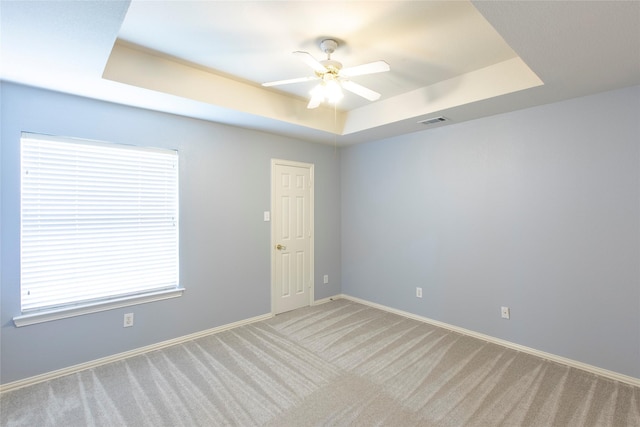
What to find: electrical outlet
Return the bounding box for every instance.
[501,306,510,319]
[323,275,329,284]
[123,312,134,327]
[416,287,423,298]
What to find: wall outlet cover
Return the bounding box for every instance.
[124,313,134,327]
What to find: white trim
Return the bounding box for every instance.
[1,312,273,394]
[270,159,315,315]
[13,288,185,327]
[338,294,640,388]
[313,296,339,306]
[7,295,636,394]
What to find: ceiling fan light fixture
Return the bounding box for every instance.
[325,80,343,103]
[308,85,325,109]
[307,80,343,109]
[309,84,324,98]
[265,37,390,110]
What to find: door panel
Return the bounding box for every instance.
[272,160,313,314]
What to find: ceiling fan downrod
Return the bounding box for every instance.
[320,39,338,59]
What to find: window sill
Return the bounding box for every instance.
[13,288,185,327]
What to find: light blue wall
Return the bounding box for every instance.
[2,83,639,384]
[0,82,341,384]
[341,86,640,378]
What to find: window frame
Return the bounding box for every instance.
[14,133,183,327]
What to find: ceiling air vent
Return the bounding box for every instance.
[418,116,448,126]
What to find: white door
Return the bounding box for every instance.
[271,159,314,314]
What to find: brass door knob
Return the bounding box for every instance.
[276,244,286,250]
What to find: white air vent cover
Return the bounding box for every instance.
[418,116,448,125]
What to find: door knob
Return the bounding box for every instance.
[276,244,286,250]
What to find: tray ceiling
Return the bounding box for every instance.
[2,1,638,145]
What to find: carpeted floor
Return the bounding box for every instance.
[1,299,639,426]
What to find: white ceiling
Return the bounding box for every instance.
[1,1,639,145]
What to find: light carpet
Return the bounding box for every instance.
[1,299,639,426]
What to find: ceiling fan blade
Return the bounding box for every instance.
[293,51,327,74]
[262,76,317,87]
[340,60,390,77]
[341,80,381,101]
[307,84,324,109]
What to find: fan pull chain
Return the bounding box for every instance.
[334,102,338,156]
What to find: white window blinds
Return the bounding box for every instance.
[20,133,179,313]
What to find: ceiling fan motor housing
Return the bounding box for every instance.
[320,59,342,74]
[318,39,342,77]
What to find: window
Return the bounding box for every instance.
[15,133,181,326]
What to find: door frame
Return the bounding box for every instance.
[270,158,315,315]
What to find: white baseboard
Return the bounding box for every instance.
[4,296,638,393]
[0,312,273,394]
[337,294,640,388]
[313,296,339,305]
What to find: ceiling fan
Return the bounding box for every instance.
[262,38,390,109]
